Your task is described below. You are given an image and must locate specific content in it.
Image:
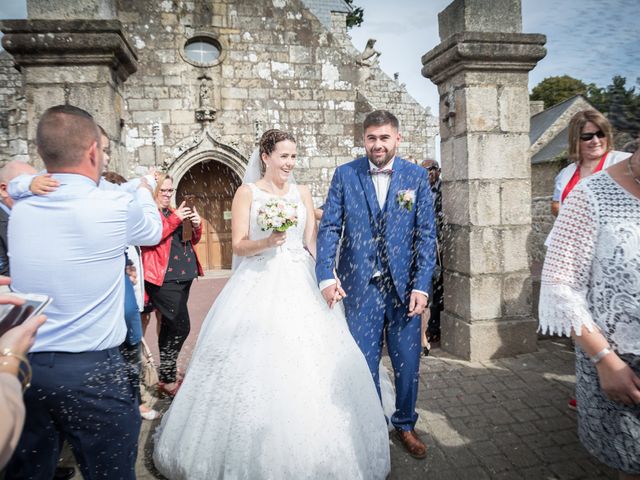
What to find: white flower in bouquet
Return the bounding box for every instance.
[257,198,298,232]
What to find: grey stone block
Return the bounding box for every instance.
[438,0,522,40]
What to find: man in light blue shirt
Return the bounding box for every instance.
[6,105,161,480]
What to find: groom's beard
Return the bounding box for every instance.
[366,146,396,168]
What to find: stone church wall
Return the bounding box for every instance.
[0,1,435,207]
[113,0,434,204]
[0,51,27,164]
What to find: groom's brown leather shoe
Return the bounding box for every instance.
[395,429,427,459]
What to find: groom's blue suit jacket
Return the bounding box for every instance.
[316,156,437,308]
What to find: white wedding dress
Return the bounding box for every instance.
[153,183,391,480]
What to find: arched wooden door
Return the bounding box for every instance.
[176,161,241,270]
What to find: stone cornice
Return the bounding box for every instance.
[422,32,546,84]
[0,20,138,82]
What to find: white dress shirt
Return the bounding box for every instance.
[368,159,394,209]
[8,174,161,352]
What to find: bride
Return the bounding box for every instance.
[153,129,391,479]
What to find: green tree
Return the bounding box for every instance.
[530,75,640,147]
[345,0,364,29]
[585,83,607,112]
[530,75,590,109]
[601,76,639,134]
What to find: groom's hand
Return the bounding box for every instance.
[408,291,428,317]
[321,283,346,309]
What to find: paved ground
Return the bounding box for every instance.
[77,277,618,479]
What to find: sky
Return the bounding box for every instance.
[1,0,638,115]
[349,0,639,113]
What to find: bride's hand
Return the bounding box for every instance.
[265,231,287,248]
[333,272,347,302]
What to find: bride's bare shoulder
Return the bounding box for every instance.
[233,184,253,202]
[296,184,311,198]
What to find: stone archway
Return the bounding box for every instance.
[176,161,241,270]
[166,129,247,271]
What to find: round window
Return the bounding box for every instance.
[181,34,224,67]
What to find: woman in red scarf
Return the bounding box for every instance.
[551,109,630,217]
[548,109,631,412]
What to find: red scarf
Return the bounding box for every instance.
[561,152,609,202]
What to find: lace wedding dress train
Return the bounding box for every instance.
[153,184,390,479]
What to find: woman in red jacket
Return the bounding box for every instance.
[142,174,203,397]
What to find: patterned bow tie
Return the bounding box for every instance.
[369,169,393,176]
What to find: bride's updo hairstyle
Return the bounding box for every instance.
[259,129,296,175]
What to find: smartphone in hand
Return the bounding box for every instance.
[181,194,196,242]
[0,294,51,337]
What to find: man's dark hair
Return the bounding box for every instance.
[36,104,100,169]
[363,110,399,131]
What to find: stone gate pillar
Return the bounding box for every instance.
[421,0,546,360]
[0,0,136,172]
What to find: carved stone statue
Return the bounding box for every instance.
[196,75,216,122]
[199,79,212,109]
[200,77,211,108]
[357,39,381,68]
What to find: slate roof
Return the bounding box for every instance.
[530,95,596,163]
[301,0,350,30]
[532,126,569,164]
[530,95,581,145]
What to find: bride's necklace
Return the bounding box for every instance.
[626,157,640,187]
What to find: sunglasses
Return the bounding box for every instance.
[579,130,605,141]
[159,188,175,194]
[426,166,440,172]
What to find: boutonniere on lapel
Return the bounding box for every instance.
[397,189,416,212]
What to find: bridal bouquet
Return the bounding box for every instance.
[257,198,298,232]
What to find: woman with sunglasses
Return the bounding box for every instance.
[549,110,631,411]
[141,173,203,397]
[551,109,631,217]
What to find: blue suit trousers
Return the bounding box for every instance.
[6,347,140,480]
[345,274,422,431]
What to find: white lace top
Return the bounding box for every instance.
[539,172,640,355]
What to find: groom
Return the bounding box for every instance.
[316,110,436,459]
